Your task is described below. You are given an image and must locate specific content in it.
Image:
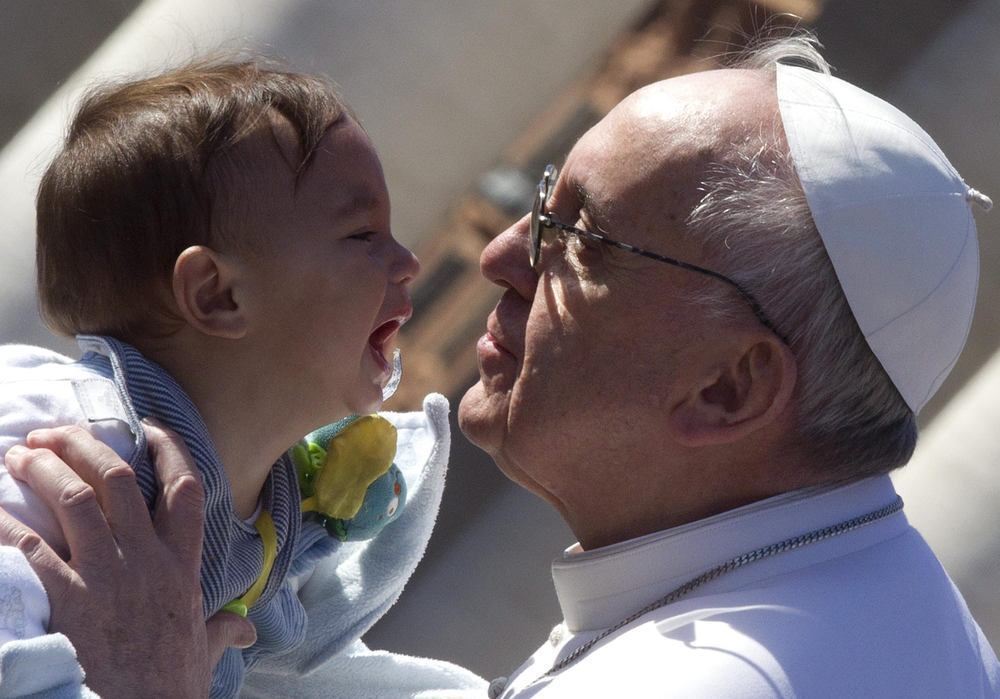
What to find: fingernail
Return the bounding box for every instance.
[5,445,27,469]
[238,632,257,649]
[141,416,161,427]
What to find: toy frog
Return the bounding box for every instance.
[290,414,406,542]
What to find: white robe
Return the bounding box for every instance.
[499,476,1000,698]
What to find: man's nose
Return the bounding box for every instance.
[388,238,420,284]
[480,215,537,299]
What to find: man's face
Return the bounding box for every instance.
[236,118,419,425]
[458,70,771,506]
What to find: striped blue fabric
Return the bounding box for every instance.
[76,337,315,698]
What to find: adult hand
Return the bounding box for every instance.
[0,421,256,698]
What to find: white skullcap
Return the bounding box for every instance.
[776,64,990,414]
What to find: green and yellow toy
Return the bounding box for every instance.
[290,414,406,542]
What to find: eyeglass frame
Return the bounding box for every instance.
[529,163,789,345]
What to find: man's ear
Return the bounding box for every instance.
[171,246,248,339]
[667,336,796,447]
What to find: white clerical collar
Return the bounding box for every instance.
[552,475,904,632]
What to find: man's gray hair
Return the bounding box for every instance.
[684,35,917,480]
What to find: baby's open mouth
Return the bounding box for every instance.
[368,319,403,372]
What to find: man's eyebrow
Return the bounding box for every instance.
[576,184,611,231]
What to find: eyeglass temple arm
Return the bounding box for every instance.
[541,216,789,345]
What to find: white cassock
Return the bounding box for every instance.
[498,475,1000,698]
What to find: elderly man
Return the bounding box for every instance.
[2,37,998,698]
[460,38,999,697]
[456,37,999,697]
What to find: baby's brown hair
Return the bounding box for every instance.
[36,57,350,341]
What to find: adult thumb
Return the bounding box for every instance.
[206,611,257,669]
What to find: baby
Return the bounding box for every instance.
[0,59,482,697]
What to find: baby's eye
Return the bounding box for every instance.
[348,231,377,242]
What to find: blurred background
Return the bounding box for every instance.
[1,0,998,682]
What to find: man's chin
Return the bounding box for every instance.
[457,380,509,454]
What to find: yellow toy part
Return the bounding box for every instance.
[222,510,278,618]
[299,415,398,520]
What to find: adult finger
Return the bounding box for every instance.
[4,445,117,562]
[143,419,205,570]
[0,503,74,605]
[206,611,257,670]
[25,426,154,545]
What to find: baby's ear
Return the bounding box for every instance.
[171,245,247,339]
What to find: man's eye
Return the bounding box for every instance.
[348,231,377,242]
[564,234,605,271]
[568,232,601,253]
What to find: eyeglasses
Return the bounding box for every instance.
[529,164,788,344]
